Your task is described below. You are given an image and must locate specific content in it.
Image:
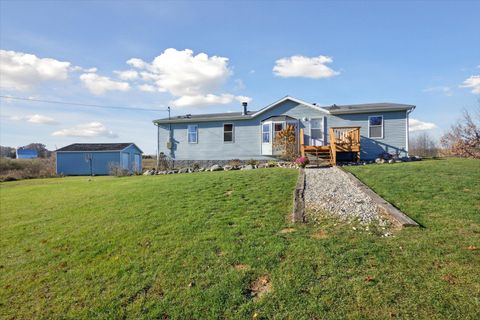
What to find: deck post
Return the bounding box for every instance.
[299,128,305,157]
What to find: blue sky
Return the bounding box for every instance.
[1,0,479,154]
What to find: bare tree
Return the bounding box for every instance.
[409,132,438,158]
[440,105,480,159]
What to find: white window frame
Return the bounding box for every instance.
[368,115,384,139]
[262,122,271,143]
[223,123,234,143]
[309,117,325,146]
[187,124,198,144]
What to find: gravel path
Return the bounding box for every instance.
[304,167,388,225]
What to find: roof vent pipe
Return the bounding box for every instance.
[242,102,248,115]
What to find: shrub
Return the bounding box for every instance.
[0,157,56,181]
[247,159,259,166]
[228,159,242,168]
[267,160,277,167]
[294,156,310,168]
[108,163,130,177]
[192,162,201,170]
[273,124,299,161]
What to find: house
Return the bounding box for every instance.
[56,143,143,176]
[153,96,415,166]
[16,148,38,159]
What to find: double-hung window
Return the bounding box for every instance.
[262,123,271,143]
[223,124,234,142]
[368,116,383,139]
[188,125,198,143]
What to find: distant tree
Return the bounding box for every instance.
[0,146,16,158]
[440,106,480,159]
[20,143,51,158]
[409,132,439,158]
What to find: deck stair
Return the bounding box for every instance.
[300,126,361,166]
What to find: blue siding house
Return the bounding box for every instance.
[56,143,143,176]
[153,96,415,164]
[16,149,38,159]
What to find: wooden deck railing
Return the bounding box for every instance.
[300,126,361,166]
[328,126,361,147]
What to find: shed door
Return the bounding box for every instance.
[134,154,141,172]
[121,153,129,170]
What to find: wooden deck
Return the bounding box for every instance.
[300,126,361,166]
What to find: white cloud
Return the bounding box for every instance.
[460,75,480,94]
[138,84,156,92]
[128,48,231,96]
[235,95,252,104]
[114,69,139,81]
[423,86,453,96]
[409,118,437,132]
[7,114,58,125]
[126,58,148,69]
[80,72,130,95]
[28,114,58,125]
[273,55,339,79]
[52,122,118,138]
[171,94,252,108]
[0,49,71,90]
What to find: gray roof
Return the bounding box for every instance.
[56,143,141,152]
[153,97,415,124]
[154,111,256,124]
[262,115,297,122]
[323,102,415,114]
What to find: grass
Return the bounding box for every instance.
[1,160,479,319]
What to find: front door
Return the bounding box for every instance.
[310,118,324,146]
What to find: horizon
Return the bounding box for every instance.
[1,0,479,154]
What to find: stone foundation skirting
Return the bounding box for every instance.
[171,159,272,169]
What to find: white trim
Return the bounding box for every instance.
[309,117,325,146]
[223,123,234,143]
[368,115,384,139]
[261,122,272,144]
[187,124,198,144]
[251,96,330,117]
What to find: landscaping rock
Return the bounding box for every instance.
[223,165,233,171]
[257,163,268,168]
[388,159,395,164]
[210,164,223,171]
[178,168,189,174]
[375,158,385,164]
[304,167,388,225]
[241,164,254,170]
[198,168,205,172]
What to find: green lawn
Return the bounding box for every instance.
[1,161,479,319]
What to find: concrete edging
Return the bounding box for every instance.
[292,168,306,223]
[338,167,419,228]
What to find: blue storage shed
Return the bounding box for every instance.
[56,143,143,176]
[16,149,38,159]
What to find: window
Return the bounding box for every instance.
[223,123,234,142]
[274,123,284,133]
[262,123,271,143]
[188,125,198,143]
[369,116,383,138]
